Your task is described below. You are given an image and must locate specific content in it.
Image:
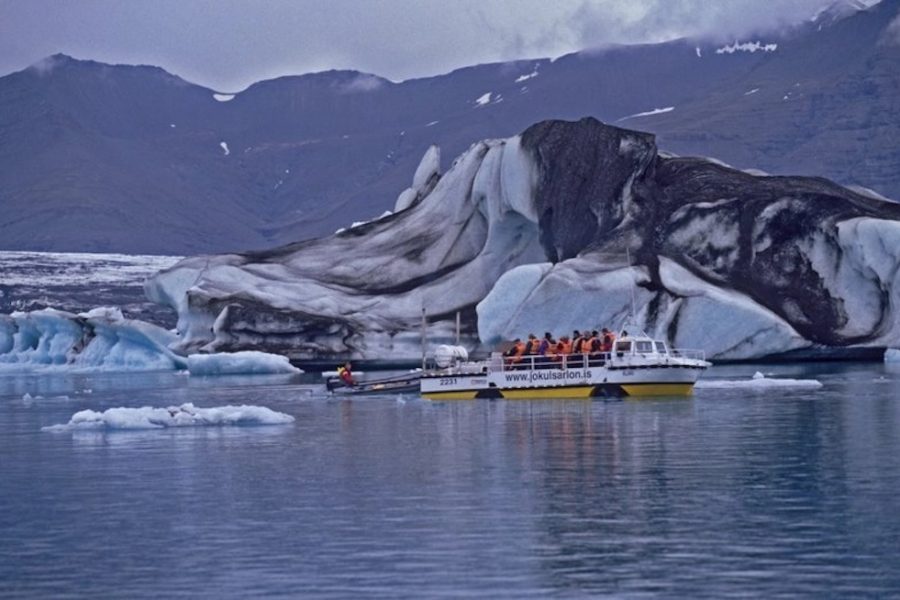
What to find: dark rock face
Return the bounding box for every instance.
[2,1,899,254]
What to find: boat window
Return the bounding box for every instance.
[653,340,668,353]
[635,341,653,353]
[615,341,632,353]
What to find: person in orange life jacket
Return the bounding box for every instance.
[338,362,355,386]
[589,330,602,353]
[555,335,572,362]
[523,333,538,355]
[504,338,527,366]
[600,328,616,352]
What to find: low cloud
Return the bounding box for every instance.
[336,73,386,93]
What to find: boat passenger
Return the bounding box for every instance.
[338,362,356,387]
[504,338,527,367]
[537,332,553,355]
[555,335,572,365]
[536,332,555,368]
[524,333,538,355]
[600,328,616,352]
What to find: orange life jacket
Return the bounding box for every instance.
[509,341,526,363]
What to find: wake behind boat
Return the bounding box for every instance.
[420,329,710,400]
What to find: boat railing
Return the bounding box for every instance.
[494,352,611,372]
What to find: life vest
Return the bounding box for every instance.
[601,332,616,352]
[338,366,354,386]
[524,339,537,355]
[508,340,526,364]
[582,336,595,354]
[572,336,584,354]
[557,340,572,355]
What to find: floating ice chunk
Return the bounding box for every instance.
[696,47,702,58]
[475,92,492,106]
[220,142,230,156]
[886,348,900,363]
[213,93,235,102]
[696,372,823,389]
[43,402,295,431]
[187,351,301,376]
[425,120,439,127]
[744,88,760,95]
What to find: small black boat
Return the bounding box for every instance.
[325,371,422,395]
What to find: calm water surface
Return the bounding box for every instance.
[1,363,899,598]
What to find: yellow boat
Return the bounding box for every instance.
[420,330,710,400]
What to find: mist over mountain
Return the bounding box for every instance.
[1,0,897,255]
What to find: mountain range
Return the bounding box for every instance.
[1,0,898,255]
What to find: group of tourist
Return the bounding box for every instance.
[503,328,623,367]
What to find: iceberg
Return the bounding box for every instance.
[0,307,185,371]
[42,402,295,431]
[0,308,303,374]
[146,118,900,361]
[187,351,300,375]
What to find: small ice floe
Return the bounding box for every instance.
[22,392,43,402]
[884,348,900,363]
[696,371,823,390]
[220,141,230,156]
[213,93,235,102]
[187,351,301,376]
[42,403,294,432]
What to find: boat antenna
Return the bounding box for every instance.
[421,306,427,370]
[626,247,638,326]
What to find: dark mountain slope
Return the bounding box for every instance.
[0,1,897,254]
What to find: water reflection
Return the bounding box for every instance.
[2,364,900,596]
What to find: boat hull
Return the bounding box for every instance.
[420,364,703,400]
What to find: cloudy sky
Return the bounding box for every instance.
[0,0,843,91]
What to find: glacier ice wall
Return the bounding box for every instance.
[147,136,548,358]
[147,118,900,360]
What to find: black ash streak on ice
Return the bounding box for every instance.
[523,118,900,346]
[147,118,900,361]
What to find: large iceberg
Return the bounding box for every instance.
[146,118,900,361]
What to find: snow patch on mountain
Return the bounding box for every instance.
[219,141,230,156]
[515,70,539,83]
[474,92,492,106]
[619,106,674,121]
[716,41,778,54]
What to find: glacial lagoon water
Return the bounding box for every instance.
[2,363,899,598]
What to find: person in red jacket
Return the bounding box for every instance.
[338,362,355,386]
